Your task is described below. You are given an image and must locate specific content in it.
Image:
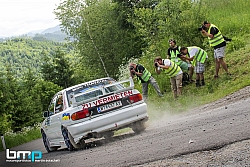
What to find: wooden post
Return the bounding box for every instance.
[1,134,6,150]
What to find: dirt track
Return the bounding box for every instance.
[1,86,250,167]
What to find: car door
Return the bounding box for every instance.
[45,96,64,141]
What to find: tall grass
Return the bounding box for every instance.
[0,124,41,151]
[203,0,250,35]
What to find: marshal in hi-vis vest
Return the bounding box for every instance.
[136,65,151,82]
[187,46,207,66]
[169,46,182,65]
[207,24,224,47]
[162,59,181,77]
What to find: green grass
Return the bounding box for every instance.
[144,36,250,122]
[0,128,41,151]
[137,0,250,122]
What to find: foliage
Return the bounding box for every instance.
[54,0,146,79]
[40,48,75,88]
[0,66,61,133]
[129,0,206,58]
[202,0,250,36]
[0,38,64,77]
[0,124,41,151]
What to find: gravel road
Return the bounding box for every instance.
[1,86,250,167]
[138,86,250,167]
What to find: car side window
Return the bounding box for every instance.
[48,98,56,114]
[55,95,64,114]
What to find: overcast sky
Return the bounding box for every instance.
[0,0,62,37]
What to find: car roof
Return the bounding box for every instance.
[63,77,114,92]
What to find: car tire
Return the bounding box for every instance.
[42,131,58,153]
[132,120,146,134]
[62,127,74,151]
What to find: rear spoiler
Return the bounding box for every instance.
[72,77,134,107]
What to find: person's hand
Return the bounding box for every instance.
[154,62,160,68]
[201,29,206,34]
[130,69,136,76]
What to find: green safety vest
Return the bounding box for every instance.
[163,59,181,77]
[136,65,151,82]
[169,46,182,65]
[187,46,207,66]
[207,24,224,47]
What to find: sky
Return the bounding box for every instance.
[0,0,62,37]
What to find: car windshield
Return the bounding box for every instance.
[66,78,123,107]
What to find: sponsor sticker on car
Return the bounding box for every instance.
[82,90,133,108]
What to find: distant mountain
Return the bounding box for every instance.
[41,25,62,34]
[0,25,71,42]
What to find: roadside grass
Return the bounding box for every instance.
[203,0,250,36]
[146,35,250,122]
[0,126,41,151]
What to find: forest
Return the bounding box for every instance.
[0,0,249,135]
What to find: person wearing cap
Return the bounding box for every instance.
[129,63,163,101]
[199,21,230,79]
[167,39,194,82]
[179,46,208,87]
[154,56,183,99]
[55,95,64,113]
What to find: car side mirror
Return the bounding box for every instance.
[43,111,49,117]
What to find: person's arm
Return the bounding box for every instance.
[154,62,161,74]
[130,69,135,78]
[201,29,213,38]
[167,48,171,59]
[201,26,217,39]
[131,65,143,77]
[157,62,170,70]
[180,55,194,61]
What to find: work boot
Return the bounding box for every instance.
[201,79,205,86]
[196,80,201,87]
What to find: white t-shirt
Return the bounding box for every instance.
[189,47,208,59]
[159,59,182,75]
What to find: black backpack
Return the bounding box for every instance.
[182,72,190,86]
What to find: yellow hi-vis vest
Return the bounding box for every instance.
[169,46,182,65]
[163,59,181,77]
[136,65,151,82]
[187,46,207,66]
[208,24,224,47]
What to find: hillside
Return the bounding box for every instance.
[0,25,68,42]
[0,38,65,77]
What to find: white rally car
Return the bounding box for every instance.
[41,77,148,152]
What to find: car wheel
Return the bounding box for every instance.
[132,121,146,134]
[103,131,114,140]
[42,131,58,153]
[62,127,74,151]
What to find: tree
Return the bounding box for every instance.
[31,80,62,112]
[54,0,146,79]
[0,71,12,134]
[41,48,74,88]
